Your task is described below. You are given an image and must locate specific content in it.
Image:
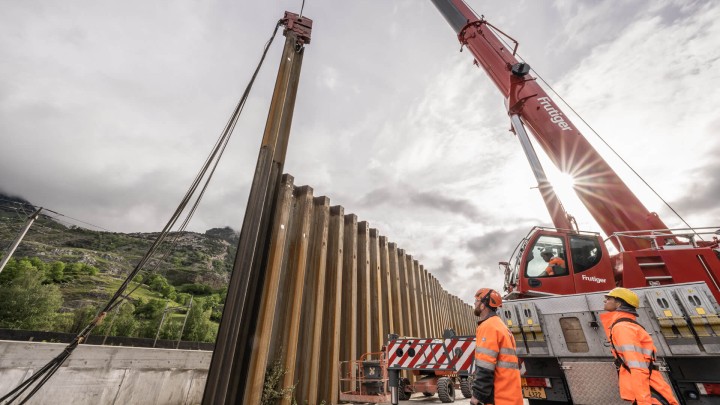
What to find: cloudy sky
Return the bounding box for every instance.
[2,0,719,304]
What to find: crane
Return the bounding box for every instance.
[430,0,720,301]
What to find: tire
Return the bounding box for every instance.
[437,376,455,403]
[398,377,411,401]
[460,377,472,398]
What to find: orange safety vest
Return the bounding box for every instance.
[474,315,523,405]
[545,257,565,276]
[599,311,679,405]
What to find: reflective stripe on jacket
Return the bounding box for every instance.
[473,315,523,405]
[600,311,679,405]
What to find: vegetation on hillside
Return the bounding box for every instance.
[0,197,238,343]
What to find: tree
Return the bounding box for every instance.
[134,298,167,338]
[133,298,166,320]
[65,262,84,276]
[111,302,139,337]
[160,318,182,340]
[68,306,97,334]
[0,264,63,330]
[175,292,192,306]
[183,298,213,342]
[48,261,65,283]
[177,283,213,296]
[29,257,47,273]
[0,258,30,283]
[81,264,99,276]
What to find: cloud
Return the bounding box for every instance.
[546,0,720,233]
[2,0,718,304]
[465,227,531,268]
[357,183,485,223]
[434,257,456,286]
[672,140,720,217]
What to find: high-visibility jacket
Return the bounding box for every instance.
[473,314,523,405]
[545,257,565,276]
[600,311,679,405]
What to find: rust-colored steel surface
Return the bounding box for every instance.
[235,176,476,404]
[207,10,474,404]
[203,11,312,404]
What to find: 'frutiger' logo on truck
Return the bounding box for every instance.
[537,97,572,131]
[582,275,606,284]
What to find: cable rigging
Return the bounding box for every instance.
[0,18,285,405]
[487,25,698,236]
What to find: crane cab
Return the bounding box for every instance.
[503,227,615,298]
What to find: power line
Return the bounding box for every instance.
[0,199,111,232]
[42,208,111,232]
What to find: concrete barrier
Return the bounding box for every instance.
[0,340,211,404]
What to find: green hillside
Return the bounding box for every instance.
[0,195,237,342]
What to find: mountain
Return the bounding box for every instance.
[0,197,238,311]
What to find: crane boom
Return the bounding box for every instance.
[430,0,670,251]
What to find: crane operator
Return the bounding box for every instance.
[540,249,565,276]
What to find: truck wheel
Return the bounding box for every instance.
[437,376,455,403]
[460,377,472,398]
[398,377,411,401]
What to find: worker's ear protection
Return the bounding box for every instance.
[480,289,495,306]
[476,288,503,308]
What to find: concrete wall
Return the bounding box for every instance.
[0,340,211,404]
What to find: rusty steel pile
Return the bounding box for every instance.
[239,174,476,404]
[199,13,476,405]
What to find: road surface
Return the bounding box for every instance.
[375,393,529,404]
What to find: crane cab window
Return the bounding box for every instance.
[569,236,602,273]
[525,236,567,278]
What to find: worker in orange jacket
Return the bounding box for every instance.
[600,287,679,405]
[540,249,565,276]
[470,288,523,405]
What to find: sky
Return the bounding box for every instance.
[1,0,719,304]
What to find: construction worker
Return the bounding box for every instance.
[540,248,565,276]
[600,287,679,405]
[470,288,523,405]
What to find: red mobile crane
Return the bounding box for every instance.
[377,2,720,404]
[430,0,720,301]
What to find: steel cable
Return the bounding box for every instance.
[0,19,284,405]
[489,26,698,236]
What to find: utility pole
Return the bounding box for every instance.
[0,207,42,274]
[176,295,194,349]
[102,299,126,346]
[202,11,312,404]
[153,300,170,348]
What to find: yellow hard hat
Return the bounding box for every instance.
[605,287,639,308]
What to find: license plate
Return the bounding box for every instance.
[522,386,546,399]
